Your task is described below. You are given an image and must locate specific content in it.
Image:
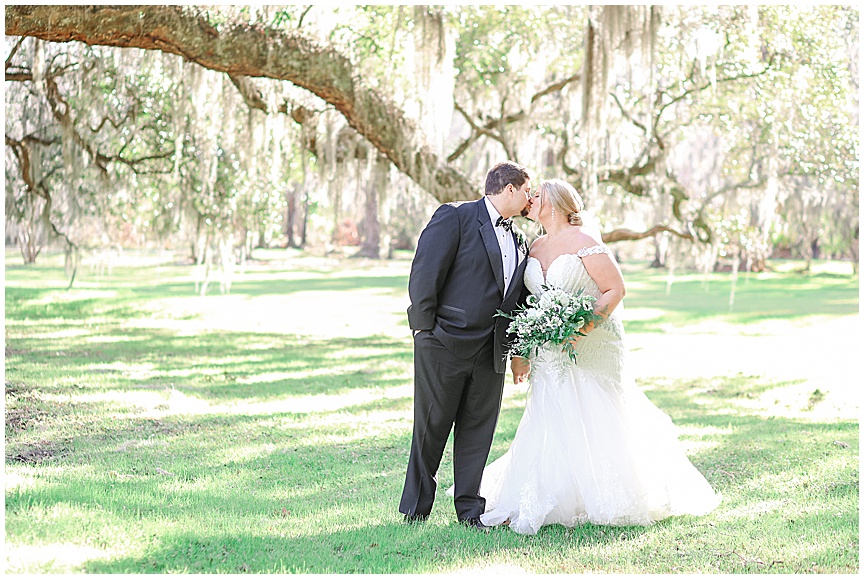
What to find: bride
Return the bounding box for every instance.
[478,178,720,535]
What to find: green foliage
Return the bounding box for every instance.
[497,286,601,364]
[452,6,585,89]
[4,5,858,270]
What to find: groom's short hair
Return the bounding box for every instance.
[485,161,530,196]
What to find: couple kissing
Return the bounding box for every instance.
[399,161,719,535]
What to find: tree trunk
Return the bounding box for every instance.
[650,232,667,268]
[285,183,299,248]
[357,155,390,258]
[5,5,478,204]
[300,193,310,249]
[357,180,380,258]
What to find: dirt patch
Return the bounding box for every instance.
[5,406,48,433]
[5,382,48,433]
[4,347,30,357]
[6,440,64,464]
[131,417,203,437]
[5,381,31,397]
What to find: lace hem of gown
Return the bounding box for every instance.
[478,358,721,534]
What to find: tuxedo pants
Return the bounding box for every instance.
[399,330,505,521]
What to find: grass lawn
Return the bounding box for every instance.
[4,248,859,573]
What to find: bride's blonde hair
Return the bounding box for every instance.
[537,179,584,226]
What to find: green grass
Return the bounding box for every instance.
[4,249,859,573]
[619,260,858,331]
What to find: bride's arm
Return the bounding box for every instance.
[579,250,626,333]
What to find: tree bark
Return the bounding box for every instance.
[357,175,381,258]
[285,183,299,248]
[5,4,479,203]
[601,224,694,244]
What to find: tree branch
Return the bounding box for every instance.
[5,70,33,81]
[5,132,79,263]
[530,72,581,104]
[297,6,313,29]
[89,111,130,133]
[227,73,290,115]
[4,4,480,203]
[602,224,695,244]
[5,135,42,198]
[654,54,776,129]
[40,66,172,176]
[611,92,648,135]
[598,156,659,197]
[5,36,25,69]
[449,73,581,162]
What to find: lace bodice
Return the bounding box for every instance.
[523,245,625,380]
[524,245,611,298]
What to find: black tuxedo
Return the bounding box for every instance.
[400,198,529,521]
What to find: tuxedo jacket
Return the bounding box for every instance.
[407,198,530,374]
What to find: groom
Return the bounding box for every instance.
[399,161,533,531]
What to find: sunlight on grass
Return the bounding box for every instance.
[5,253,858,573]
[41,389,169,410]
[236,362,410,386]
[32,382,417,421]
[89,361,157,380]
[30,328,93,339]
[628,316,859,420]
[621,306,666,321]
[129,291,409,338]
[451,562,531,574]
[7,543,115,574]
[85,335,139,344]
[4,471,35,492]
[30,289,121,302]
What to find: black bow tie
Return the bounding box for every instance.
[495,216,513,232]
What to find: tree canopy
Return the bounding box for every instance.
[5,4,859,281]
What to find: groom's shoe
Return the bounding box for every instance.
[459,517,491,533]
[402,513,428,524]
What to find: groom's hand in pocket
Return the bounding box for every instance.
[511,356,530,384]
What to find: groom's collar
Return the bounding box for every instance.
[483,196,503,227]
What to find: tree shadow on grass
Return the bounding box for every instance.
[5,269,411,300]
[5,326,414,401]
[128,274,410,298]
[8,381,857,573]
[638,374,808,415]
[6,262,859,572]
[5,286,142,321]
[79,517,660,574]
[6,313,859,574]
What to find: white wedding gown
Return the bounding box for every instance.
[478,246,721,534]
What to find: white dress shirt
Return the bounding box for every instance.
[484,196,517,296]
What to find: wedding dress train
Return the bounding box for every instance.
[478,247,720,535]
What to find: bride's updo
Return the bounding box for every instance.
[538,179,584,226]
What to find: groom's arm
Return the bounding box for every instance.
[407,204,460,331]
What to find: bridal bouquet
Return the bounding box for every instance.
[497,286,603,364]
